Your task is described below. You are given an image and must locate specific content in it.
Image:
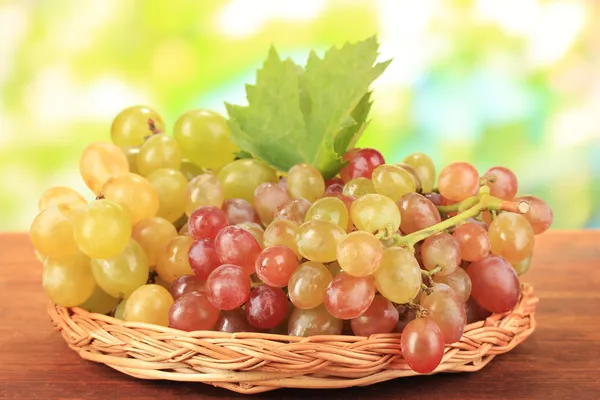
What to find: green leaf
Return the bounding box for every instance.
[334,91,373,157]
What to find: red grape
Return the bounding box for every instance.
[452,222,490,262]
[222,198,257,225]
[465,296,492,324]
[438,162,479,202]
[339,148,385,182]
[188,238,221,280]
[351,295,399,337]
[420,283,467,344]
[255,246,300,287]
[188,206,228,240]
[168,291,219,331]
[397,192,441,234]
[245,286,288,329]
[215,308,257,333]
[169,274,206,300]
[215,226,261,275]
[206,264,251,310]
[421,233,461,276]
[324,273,375,319]
[483,166,518,200]
[467,255,520,313]
[401,317,444,373]
[516,195,553,234]
[325,177,345,195]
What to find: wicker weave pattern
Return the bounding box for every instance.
[48,284,538,394]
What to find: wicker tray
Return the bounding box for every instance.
[48,284,538,394]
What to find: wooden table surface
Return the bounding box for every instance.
[1,231,599,400]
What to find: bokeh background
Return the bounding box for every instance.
[1,0,599,231]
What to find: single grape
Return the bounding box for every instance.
[43,251,96,307]
[336,231,383,277]
[325,177,344,188]
[396,163,423,193]
[206,264,251,310]
[156,236,194,283]
[437,162,479,202]
[262,219,299,256]
[402,152,436,193]
[512,254,532,275]
[482,166,518,200]
[215,309,257,333]
[401,317,444,373]
[421,233,461,276]
[188,206,228,241]
[488,212,534,263]
[38,186,86,211]
[296,220,345,263]
[185,174,224,215]
[121,146,141,174]
[137,134,183,176]
[217,159,277,203]
[222,198,257,225]
[245,286,288,329]
[273,198,311,225]
[325,177,345,195]
[305,197,349,230]
[254,183,291,225]
[179,160,208,181]
[351,194,401,234]
[91,239,150,298]
[420,283,467,344]
[30,204,79,259]
[351,295,399,337]
[425,192,442,206]
[132,217,177,267]
[452,222,490,262]
[288,261,333,309]
[79,142,129,194]
[102,172,160,225]
[288,304,343,337]
[339,148,385,182]
[465,296,492,324]
[433,268,472,303]
[255,246,300,288]
[146,168,188,223]
[124,284,173,326]
[324,273,376,320]
[215,226,262,275]
[394,305,417,333]
[79,285,119,315]
[516,195,553,234]
[342,177,376,198]
[169,274,206,300]
[467,255,520,313]
[188,238,221,279]
[110,106,164,147]
[236,221,265,248]
[114,299,127,320]
[372,164,416,202]
[169,291,219,331]
[373,246,422,304]
[286,164,325,202]
[397,192,441,234]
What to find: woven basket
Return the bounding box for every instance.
[48,284,538,394]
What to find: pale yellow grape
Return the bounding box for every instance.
[372,165,416,202]
[173,109,239,170]
[180,160,208,181]
[185,174,224,215]
[305,197,349,230]
[132,217,178,267]
[124,284,173,327]
[336,231,383,277]
[30,204,79,259]
[114,299,127,320]
[263,219,298,256]
[146,168,188,222]
[351,194,401,234]
[91,239,149,298]
[156,236,194,283]
[110,105,164,147]
[237,221,265,248]
[286,164,325,202]
[34,249,47,264]
[373,247,422,304]
[79,142,129,194]
[217,159,277,203]
[121,146,141,175]
[102,173,159,225]
[403,152,436,193]
[79,285,119,314]
[342,178,376,198]
[137,134,183,176]
[38,186,87,211]
[43,251,96,307]
[296,220,345,263]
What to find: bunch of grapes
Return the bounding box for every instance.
[31,105,553,374]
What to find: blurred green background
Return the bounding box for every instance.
[1,0,599,231]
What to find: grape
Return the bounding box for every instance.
[288,305,343,337]
[336,231,383,277]
[110,106,164,147]
[373,247,422,304]
[91,239,149,298]
[137,134,183,176]
[351,194,401,234]
[268,302,295,335]
[261,220,298,256]
[421,233,461,276]
[215,309,257,333]
[169,274,206,300]
[452,222,490,263]
[156,236,194,283]
[396,163,423,193]
[146,168,188,223]
[437,162,479,202]
[398,193,441,234]
[488,212,534,263]
[516,195,553,234]
[255,246,300,287]
[185,174,224,215]
[401,318,444,373]
[296,220,345,263]
[286,164,325,202]
[433,268,472,303]
[324,273,375,319]
[483,166,518,200]
[425,192,442,206]
[43,251,96,307]
[372,165,416,202]
[102,173,159,225]
[245,286,288,329]
[124,284,173,326]
[187,239,219,280]
[73,199,132,259]
[217,159,277,203]
[222,198,257,225]
[169,291,219,331]
[121,146,141,174]
[173,109,239,170]
[79,285,119,315]
[30,205,79,259]
[467,255,520,313]
[351,295,399,337]
[206,264,251,310]
[512,254,532,275]
[114,299,127,320]
[132,217,177,267]
[342,177,376,198]
[179,160,207,181]
[339,148,385,182]
[38,186,86,211]
[402,152,436,193]
[254,183,291,225]
[325,177,344,187]
[305,197,349,230]
[236,221,265,248]
[188,206,228,241]
[465,296,492,324]
[394,305,417,333]
[420,283,467,344]
[79,142,129,194]
[325,177,345,195]
[288,261,333,309]
[273,198,311,225]
[215,226,262,275]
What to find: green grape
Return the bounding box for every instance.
[43,251,96,307]
[137,134,183,176]
[114,299,127,320]
[146,168,188,223]
[288,261,333,309]
[124,284,173,327]
[90,239,149,298]
[342,178,376,198]
[79,142,130,194]
[403,152,436,193]
[296,220,345,263]
[132,217,178,267]
[288,304,343,337]
[120,146,141,175]
[38,186,86,211]
[102,172,159,225]
[30,204,79,259]
[173,109,239,170]
[350,194,401,234]
[372,165,416,202]
[110,106,164,147]
[337,231,383,277]
[512,254,532,275]
[216,159,278,203]
[185,174,224,215]
[262,219,298,256]
[305,197,349,230]
[286,164,325,202]
[79,285,119,315]
[156,236,194,283]
[180,160,208,181]
[373,247,422,304]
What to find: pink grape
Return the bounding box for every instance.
[401,317,444,373]
[169,274,206,300]
[421,233,461,276]
[188,238,221,280]
[215,225,261,275]
[420,283,467,344]
[466,296,492,324]
[168,291,219,331]
[215,309,257,333]
[467,255,520,313]
[222,198,257,225]
[483,166,518,200]
[351,295,399,337]
[433,268,472,303]
[397,192,441,234]
[339,148,385,182]
[273,198,311,225]
[254,182,291,225]
[255,246,300,288]
[516,195,553,234]
[452,222,490,262]
[324,273,376,320]
[245,286,288,329]
[437,162,479,202]
[188,206,228,240]
[206,264,251,310]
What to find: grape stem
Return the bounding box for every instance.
[421,266,441,276]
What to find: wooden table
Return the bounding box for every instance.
[0,231,598,400]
